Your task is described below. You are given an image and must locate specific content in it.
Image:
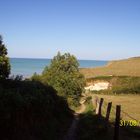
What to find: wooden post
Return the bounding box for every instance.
[95,97,99,114]
[106,102,112,122]
[114,105,121,140]
[98,98,104,116]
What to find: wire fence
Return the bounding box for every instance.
[85,94,139,123]
[99,98,139,122]
[89,95,140,140]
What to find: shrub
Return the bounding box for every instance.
[0,35,11,79]
[41,52,85,106]
[0,79,73,140]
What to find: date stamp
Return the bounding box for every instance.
[120,120,140,126]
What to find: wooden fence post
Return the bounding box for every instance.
[106,102,112,122]
[95,97,99,114]
[114,105,121,140]
[98,98,104,116]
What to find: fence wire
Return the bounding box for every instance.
[99,98,139,122]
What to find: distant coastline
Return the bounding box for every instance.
[10,58,108,77]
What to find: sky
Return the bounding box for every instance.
[1,0,140,60]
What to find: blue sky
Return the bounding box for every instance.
[1,0,140,60]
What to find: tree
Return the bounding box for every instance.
[41,52,85,106]
[0,35,11,79]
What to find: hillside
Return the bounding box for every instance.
[80,57,140,78]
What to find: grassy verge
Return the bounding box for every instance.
[77,112,112,140]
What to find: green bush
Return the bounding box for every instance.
[40,52,85,106]
[0,35,11,79]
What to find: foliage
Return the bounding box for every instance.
[0,35,10,79]
[10,75,23,81]
[110,76,140,94]
[31,72,41,81]
[0,79,73,140]
[89,76,140,94]
[40,52,85,106]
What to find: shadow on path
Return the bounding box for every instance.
[64,95,87,140]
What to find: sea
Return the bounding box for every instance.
[10,58,108,78]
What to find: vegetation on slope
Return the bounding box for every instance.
[0,78,73,140]
[80,57,140,78]
[86,76,140,94]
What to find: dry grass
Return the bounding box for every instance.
[94,94,140,120]
[80,57,140,78]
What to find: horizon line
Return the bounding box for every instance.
[9,57,109,61]
[9,56,140,61]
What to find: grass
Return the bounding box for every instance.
[80,57,140,78]
[92,94,140,140]
[74,86,140,140]
[79,94,140,140]
[87,76,140,94]
[92,94,140,120]
[77,114,112,140]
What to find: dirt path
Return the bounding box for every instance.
[63,113,79,140]
[64,98,86,140]
[76,99,86,114]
